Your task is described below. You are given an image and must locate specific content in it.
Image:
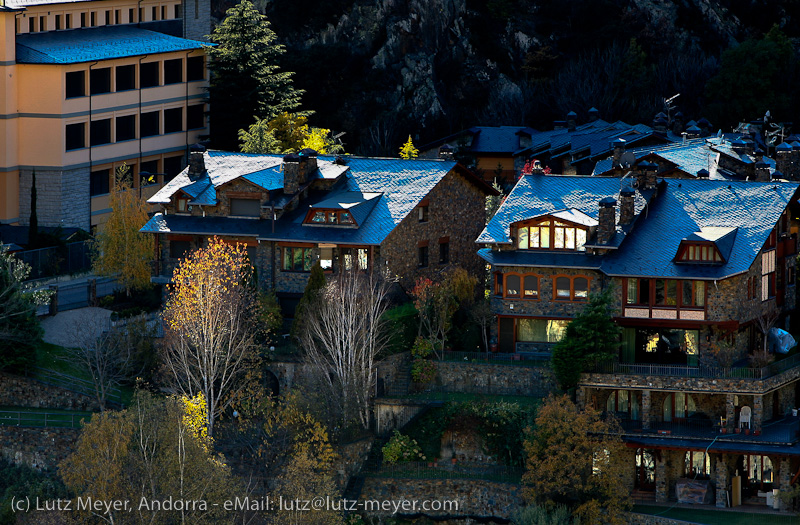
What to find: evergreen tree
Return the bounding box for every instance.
[28,170,38,248]
[207,1,304,151]
[399,135,419,159]
[551,287,620,392]
[291,262,325,341]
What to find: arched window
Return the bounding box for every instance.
[506,275,521,298]
[685,451,711,478]
[574,277,589,300]
[663,393,697,422]
[606,390,640,420]
[523,275,539,298]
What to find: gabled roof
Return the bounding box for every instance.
[142,155,474,246]
[420,126,537,154]
[15,26,208,64]
[479,174,800,280]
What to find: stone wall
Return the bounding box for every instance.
[0,427,80,470]
[182,0,212,44]
[376,352,410,396]
[359,478,523,520]
[435,361,555,397]
[627,513,699,525]
[334,437,372,490]
[374,401,427,436]
[0,373,101,411]
[381,169,487,290]
[19,167,90,230]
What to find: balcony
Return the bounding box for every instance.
[615,415,800,445]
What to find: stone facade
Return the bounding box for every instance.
[0,373,101,411]
[434,361,555,397]
[181,0,211,42]
[359,478,523,519]
[18,167,90,230]
[0,427,80,470]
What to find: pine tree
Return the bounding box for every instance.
[399,135,419,159]
[92,165,152,295]
[291,262,325,341]
[207,0,304,151]
[28,170,38,248]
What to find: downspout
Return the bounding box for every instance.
[88,61,98,229]
[137,55,148,171]
[137,0,142,26]
[185,50,190,160]
[270,241,276,290]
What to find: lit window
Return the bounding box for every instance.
[517,318,569,343]
[341,212,354,224]
[574,277,588,300]
[523,275,538,299]
[555,277,571,299]
[418,204,429,222]
[517,219,586,251]
[282,247,313,272]
[506,275,520,298]
[312,211,326,223]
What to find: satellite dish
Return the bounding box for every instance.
[619,151,636,168]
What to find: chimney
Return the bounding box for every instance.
[597,197,617,245]
[588,107,600,122]
[553,120,567,130]
[684,125,701,139]
[299,148,318,178]
[611,138,626,167]
[283,153,300,194]
[438,143,454,160]
[742,137,755,155]
[636,161,658,189]
[754,160,770,182]
[696,169,709,179]
[188,144,206,181]
[671,111,684,134]
[566,111,577,132]
[619,186,635,226]
[697,117,712,137]
[776,142,792,176]
[652,112,668,134]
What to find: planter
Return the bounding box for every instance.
[735,428,741,434]
[721,428,727,434]
[754,430,761,436]
[451,458,457,465]
[745,428,751,435]
[490,343,499,353]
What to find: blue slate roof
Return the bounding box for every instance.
[143,153,462,246]
[479,174,800,280]
[468,126,538,153]
[15,26,208,64]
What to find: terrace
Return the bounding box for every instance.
[614,414,800,445]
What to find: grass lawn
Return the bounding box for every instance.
[633,504,800,524]
[0,406,93,429]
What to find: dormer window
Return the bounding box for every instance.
[516,219,588,251]
[676,227,736,265]
[176,196,189,213]
[341,212,354,224]
[305,209,358,226]
[677,243,723,263]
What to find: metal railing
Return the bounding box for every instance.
[24,367,124,408]
[440,351,550,368]
[587,354,800,381]
[17,241,92,280]
[614,415,800,444]
[0,409,92,429]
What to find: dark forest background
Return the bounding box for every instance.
[213,0,800,154]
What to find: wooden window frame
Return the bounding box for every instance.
[553,275,591,302]
[499,272,541,300]
[417,200,429,223]
[745,454,774,490]
[339,246,371,272]
[515,217,588,252]
[280,244,315,273]
[676,241,723,263]
[304,208,357,226]
[624,278,707,310]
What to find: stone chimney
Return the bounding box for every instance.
[684,125,701,139]
[588,107,600,122]
[283,153,301,194]
[754,160,771,182]
[636,161,658,190]
[697,117,712,137]
[776,142,792,176]
[612,138,626,167]
[619,186,635,226]
[597,197,617,245]
[671,111,684,134]
[742,137,755,155]
[299,148,318,176]
[567,111,577,132]
[188,144,206,181]
[553,120,567,130]
[438,144,454,160]
[652,112,668,134]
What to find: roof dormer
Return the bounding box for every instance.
[513,210,596,252]
[302,191,382,228]
[675,227,737,264]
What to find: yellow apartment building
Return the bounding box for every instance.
[0,0,211,230]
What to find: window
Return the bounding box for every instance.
[80,12,86,27]
[55,14,61,30]
[65,13,72,28]
[65,123,85,151]
[517,219,589,251]
[517,318,569,343]
[116,65,135,91]
[506,275,520,298]
[140,111,160,137]
[161,5,167,19]
[174,4,182,18]
[230,198,260,217]
[685,451,711,478]
[140,62,160,88]
[306,209,356,225]
[494,272,503,296]
[342,248,369,271]
[151,6,158,20]
[104,10,111,24]
[89,169,110,196]
[164,155,185,182]
[663,392,696,422]
[129,8,135,23]
[498,273,540,299]
[678,243,723,263]
[746,455,774,488]
[175,195,189,212]
[170,240,191,259]
[282,246,313,272]
[418,203,429,222]
[439,240,449,264]
[89,68,111,95]
[187,104,205,129]
[320,247,333,270]
[523,275,539,299]
[418,245,429,267]
[187,56,204,81]
[340,211,354,224]
[114,115,136,143]
[164,107,183,134]
[90,11,96,26]
[654,279,677,306]
[138,7,144,22]
[115,10,120,24]
[39,16,46,31]
[164,58,183,84]
[66,71,85,98]
[28,17,35,32]
[680,281,705,307]
[606,390,640,420]
[90,119,112,146]
[762,250,776,301]
[554,275,590,301]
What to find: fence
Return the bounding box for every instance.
[17,241,92,280]
[588,356,800,381]
[24,367,124,408]
[37,276,118,315]
[0,409,92,429]
[441,351,551,368]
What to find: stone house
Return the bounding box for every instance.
[141,147,496,315]
[478,165,800,509]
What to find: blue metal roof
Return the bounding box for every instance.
[15,26,208,64]
[479,174,800,280]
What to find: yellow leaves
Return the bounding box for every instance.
[399,135,419,159]
[179,392,211,450]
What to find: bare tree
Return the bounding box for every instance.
[161,238,258,437]
[750,300,780,368]
[62,313,144,410]
[300,270,390,430]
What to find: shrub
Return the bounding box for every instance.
[411,358,436,384]
[382,302,419,355]
[382,430,426,464]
